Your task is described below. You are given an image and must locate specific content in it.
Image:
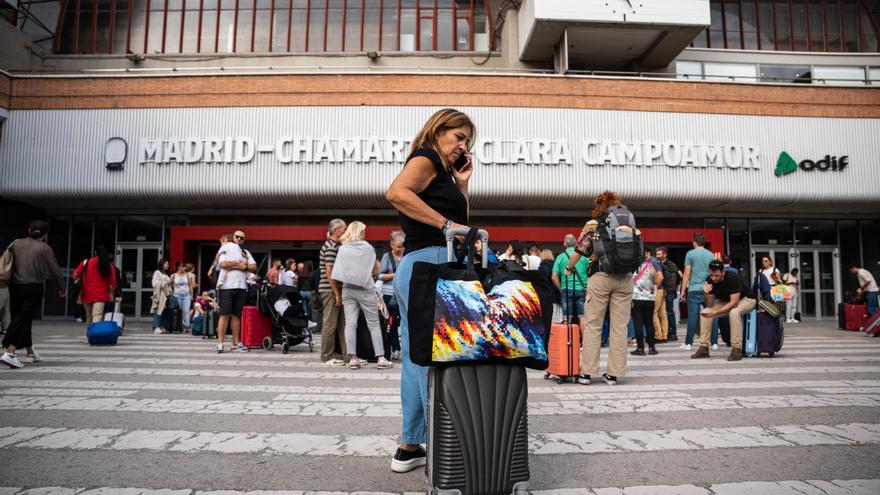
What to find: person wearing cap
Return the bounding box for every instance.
[691,259,757,361]
[679,232,716,351]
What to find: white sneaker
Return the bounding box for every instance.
[377,357,393,369]
[1,352,23,369]
[233,344,249,353]
[348,358,361,370]
[358,357,369,366]
[153,327,166,334]
[215,343,225,353]
[711,344,719,351]
[391,350,401,361]
[26,352,42,364]
[75,317,83,323]
[323,358,346,366]
[680,343,692,350]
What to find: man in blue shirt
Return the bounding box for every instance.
[679,233,716,351]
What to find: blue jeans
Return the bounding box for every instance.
[561,289,585,318]
[685,290,704,345]
[300,290,313,319]
[867,291,879,316]
[665,292,677,338]
[627,317,635,340]
[394,245,447,445]
[174,292,192,327]
[192,313,204,334]
[152,312,163,328]
[686,290,718,345]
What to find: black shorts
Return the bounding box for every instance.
[218,289,247,317]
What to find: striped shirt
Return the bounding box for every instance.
[318,239,340,294]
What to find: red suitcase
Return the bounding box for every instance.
[845,304,868,331]
[241,305,273,348]
[862,312,880,336]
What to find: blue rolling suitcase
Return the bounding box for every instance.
[755,312,784,357]
[87,321,121,345]
[743,309,757,357]
[426,229,531,495]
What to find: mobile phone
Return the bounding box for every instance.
[452,153,470,172]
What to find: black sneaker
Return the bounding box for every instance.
[667,336,678,341]
[602,373,617,386]
[576,374,591,385]
[630,348,645,356]
[648,345,658,355]
[391,445,427,473]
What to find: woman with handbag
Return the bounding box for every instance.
[385,108,475,474]
[332,221,392,371]
[150,259,172,334]
[72,246,117,327]
[1,220,66,369]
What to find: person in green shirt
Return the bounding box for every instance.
[552,234,589,322]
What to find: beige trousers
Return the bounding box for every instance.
[580,272,633,378]
[653,288,668,340]
[320,292,347,362]
[83,301,106,326]
[699,297,757,349]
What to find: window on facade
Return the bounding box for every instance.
[55,0,497,54]
[870,67,880,83]
[694,1,878,55]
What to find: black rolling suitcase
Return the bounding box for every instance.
[202,309,218,339]
[755,311,784,357]
[163,308,183,333]
[427,228,531,495]
[838,302,847,329]
[355,311,390,362]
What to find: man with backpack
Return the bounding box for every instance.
[655,246,679,341]
[564,191,641,386]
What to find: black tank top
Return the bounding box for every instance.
[398,148,468,253]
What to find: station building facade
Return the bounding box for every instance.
[1,0,878,321]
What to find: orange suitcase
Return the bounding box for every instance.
[544,321,581,384]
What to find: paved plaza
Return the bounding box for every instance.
[1,320,879,494]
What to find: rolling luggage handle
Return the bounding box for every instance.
[445,227,489,268]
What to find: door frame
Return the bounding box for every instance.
[751,244,841,321]
[115,243,164,319]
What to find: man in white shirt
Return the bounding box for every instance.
[216,230,256,353]
[850,263,879,316]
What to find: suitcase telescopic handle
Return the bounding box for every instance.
[445,227,489,268]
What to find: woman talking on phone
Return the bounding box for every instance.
[385,108,476,474]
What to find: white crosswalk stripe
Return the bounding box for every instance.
[1,393,878,417]
[1,422,877,456]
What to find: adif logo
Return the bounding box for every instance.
[775,151,848,177]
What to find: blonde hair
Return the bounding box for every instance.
[540,249,555,261]
[340,221,367,244]
[410,108,476,164]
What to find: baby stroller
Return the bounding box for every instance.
[258,284,314,354]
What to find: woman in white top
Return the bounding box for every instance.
[760,256,782,287]
[783,268,800,323]
[331,221,392,371]
[172,262,193,329]
[279,258,297,287]
[150,259,172,334]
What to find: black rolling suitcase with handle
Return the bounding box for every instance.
[426,228,531,495]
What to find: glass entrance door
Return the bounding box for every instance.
[116,244,163,318]
[796,248,841,321]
